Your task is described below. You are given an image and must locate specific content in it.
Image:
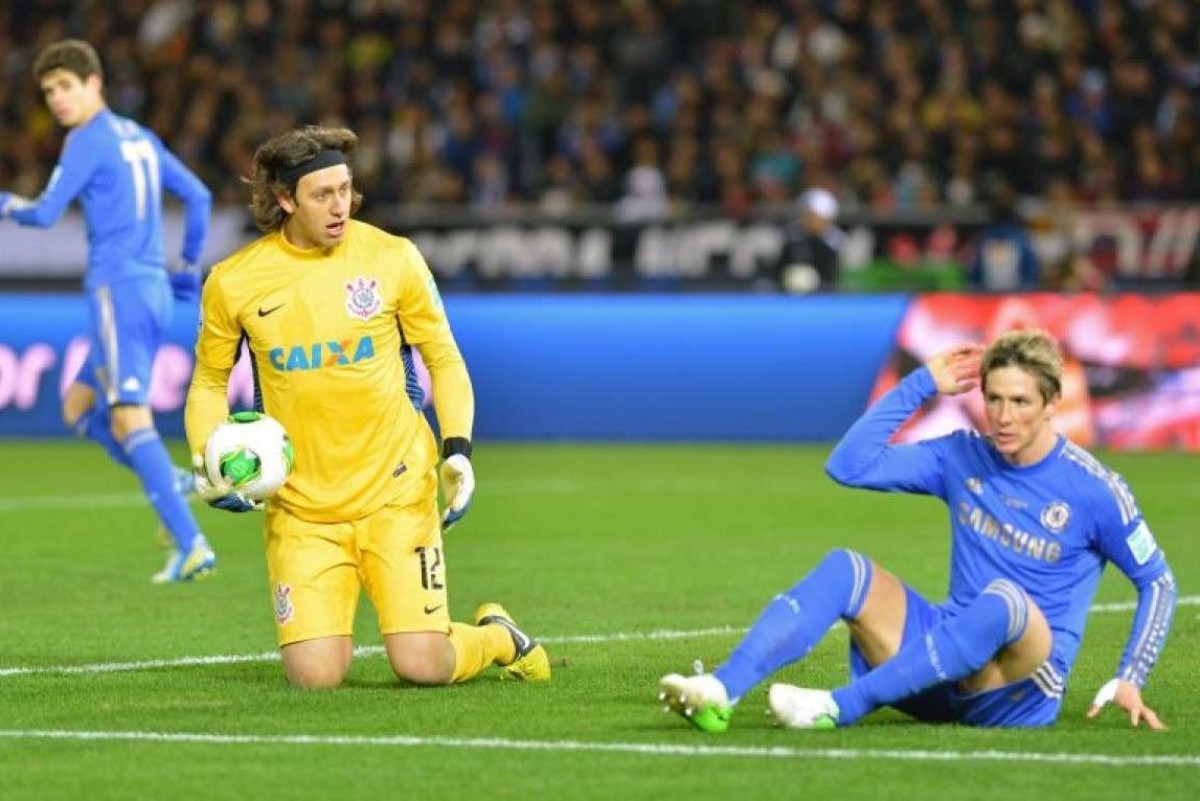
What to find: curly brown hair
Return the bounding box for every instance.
[245,126,363,232]
[33,39,103,83]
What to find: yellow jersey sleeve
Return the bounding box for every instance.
[396,239,474,444]
[184,267,240,458]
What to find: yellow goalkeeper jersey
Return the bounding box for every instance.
[186,220,473,522]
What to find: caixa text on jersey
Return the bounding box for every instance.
[267,337,375,372]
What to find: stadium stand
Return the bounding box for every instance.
[2,0,1198,218]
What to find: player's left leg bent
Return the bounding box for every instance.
[821,579,1049,727]
[360,469,531,685]
[956,581,1054,697]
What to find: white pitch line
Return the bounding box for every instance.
[0,729,1194,767]
[2,600,1196,680]
[0,629,746,678]
[0,492,150,512]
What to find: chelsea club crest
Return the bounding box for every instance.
[1040,502,1071,534]
[345,276,382,320]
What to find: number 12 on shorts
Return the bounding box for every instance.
[415,546,444,590]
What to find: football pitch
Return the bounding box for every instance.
[0,440,1196,800]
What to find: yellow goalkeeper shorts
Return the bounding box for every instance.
[263,465,451,647]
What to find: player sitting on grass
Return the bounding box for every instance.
[660,330,1176,732]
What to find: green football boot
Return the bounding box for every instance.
[658,671,733,733]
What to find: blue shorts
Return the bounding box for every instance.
[849,584,1062,727]
[78,276,172,407]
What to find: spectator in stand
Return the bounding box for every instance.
[968,184,1041,292]
[1,2,1199,223]
[773,187,843,294]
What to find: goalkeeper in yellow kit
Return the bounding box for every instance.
[184,125,549,688]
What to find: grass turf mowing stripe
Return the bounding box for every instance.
[0,473,849,513]
[0,729,1195,767]
[2,599,1195,679]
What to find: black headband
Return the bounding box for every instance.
[277,149,348,187]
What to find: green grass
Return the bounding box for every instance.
[0,441,1196,800]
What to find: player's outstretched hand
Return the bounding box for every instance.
[1087,678,1166,730]
[169,260,202,302]
[926,343,985,396]
[439,453,475,531]
[191,452,262,513]
[0,191,31,219]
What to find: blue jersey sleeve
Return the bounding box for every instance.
[154,136,211,265]
[825,366,948,497]
[10,128,99,228]
[1091,486,1177,687]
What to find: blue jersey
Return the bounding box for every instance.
[11,108,211,289]
[827,367,1176,687]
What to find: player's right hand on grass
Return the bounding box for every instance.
[1087,678,1166,731]
[191,452,262,513]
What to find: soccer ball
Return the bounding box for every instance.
[203,411,295,501]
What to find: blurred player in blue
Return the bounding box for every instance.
[660,329,1177,732]
[0,40,215,584]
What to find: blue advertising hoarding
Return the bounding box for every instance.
[0,294,907,441]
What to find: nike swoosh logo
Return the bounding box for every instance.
[423,605,444,615]
[257,303,286,317]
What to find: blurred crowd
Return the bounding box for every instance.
[2,0,1199,222]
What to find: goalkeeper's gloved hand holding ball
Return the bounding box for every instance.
[192,452,262,513]
[439,452,475,532]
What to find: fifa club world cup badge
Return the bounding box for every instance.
[345,276,382,320]
[274,582,295,625]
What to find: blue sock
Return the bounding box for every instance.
[123,427,200,552]
[714,549,873,703]
[832,579,1029,725]
[74,406,131,469]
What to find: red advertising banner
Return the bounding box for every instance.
[871,294,1200,451]
[1073,207,1200,280]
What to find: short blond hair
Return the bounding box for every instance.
[981,329,1064,402]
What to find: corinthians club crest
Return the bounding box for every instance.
[345,276,382,320]
[273,582,294,625]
